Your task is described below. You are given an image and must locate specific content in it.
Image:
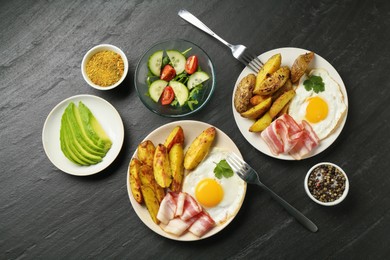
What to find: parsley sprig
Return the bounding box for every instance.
[303,75,325,93]
[213,159,234,179]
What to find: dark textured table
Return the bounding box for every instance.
[1,0,390,259]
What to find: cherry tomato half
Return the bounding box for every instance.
[161,86,175,105]
[160,64,176,81]
[185,55,198,74]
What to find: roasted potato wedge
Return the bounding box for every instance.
[184,127,216,170]
[291,52,314,83]
[137,140,155,167]
[153,144,172,188]
[139,164,165,203]
[249,112,272,132]
[234,73,256,113]
[140,184,160,224]
[164,126,184,152]
[271,79,293,101]
[250,94,271,106]
[253,53,281,95]
[129,158,143,204]
[277,101,291,118]
[169,143,184,192]
[240,97,272,119]
[138,164,154,185]
[269,89,296,118]
[255,66,290,95]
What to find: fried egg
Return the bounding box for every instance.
[288,68,347,140]
[182,147,246,225]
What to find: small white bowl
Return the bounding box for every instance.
[304,162,349,206]
[81,44,128,90]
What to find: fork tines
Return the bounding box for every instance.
[226,153,248,179]
[240,49,263,73]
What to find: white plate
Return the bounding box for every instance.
[232,47,349,160]
[127,120,246,241]
[42,94,124,176]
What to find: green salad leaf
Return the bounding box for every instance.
[173,72,189,84]
[181,47,192,56]
[161,56,170,68]
[187,85,202,110]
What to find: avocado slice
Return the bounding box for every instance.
[59,101,112,166]
[66,103,106,157]
[78,101,112,152]
[64,113,102,165]
[60,115,89,166]
[61,115,95,165]
[64,105,102,165]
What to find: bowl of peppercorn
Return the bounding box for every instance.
[304,162,349,206]
[81,44,128,90]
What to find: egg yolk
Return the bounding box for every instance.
[195,178,224,208]
[305,96,328,123]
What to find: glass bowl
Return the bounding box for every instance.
[134,39,215,117]
[304,162,349,206]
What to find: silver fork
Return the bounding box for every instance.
[178,9,263,73]
[227,153,318,232]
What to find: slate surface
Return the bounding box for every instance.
[1,0,389,259]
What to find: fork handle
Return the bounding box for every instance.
[258,183,318,232]
[178,9,232,48]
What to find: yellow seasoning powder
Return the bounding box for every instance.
[86,50,124,87]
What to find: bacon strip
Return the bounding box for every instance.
[161,216,198,236]
[261,114,319,159]
[289,120,319,160]
[281,114,302,134]
[262,121,285,155]
[180,193,202,221]
[301,120,320,145]
[188,212,215,237]
[157,192,216,237]
[157,192,177,225]
[261,115,301,155]
[175,192,186,217]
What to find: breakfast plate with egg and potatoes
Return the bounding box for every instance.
[232,47,348,160]
[127,120,247,241]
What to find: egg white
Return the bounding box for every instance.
[182,147,246,225]
[288,68,347,140]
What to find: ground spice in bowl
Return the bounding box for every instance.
[86,50,124,87]
[305,162,349,206]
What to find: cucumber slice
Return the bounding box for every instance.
[149,80,168,102]
[187,71,210,89]
[169,81,189,106]
[166,50,186,74]
[148,50,163,76]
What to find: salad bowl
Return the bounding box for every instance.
[134,39,215,117]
